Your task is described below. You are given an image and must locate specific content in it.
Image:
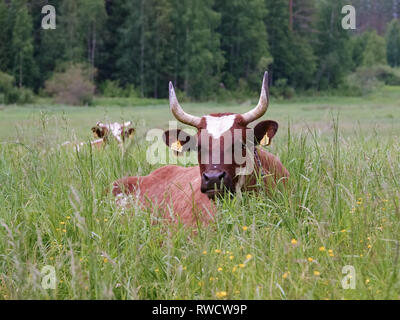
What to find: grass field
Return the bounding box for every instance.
[0,86,400,299]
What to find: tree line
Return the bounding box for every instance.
[1,0,400,100]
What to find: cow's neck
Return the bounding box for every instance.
[253,148,266,177]
[238,148,267,193]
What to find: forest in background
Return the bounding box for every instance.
[0,0,400,104]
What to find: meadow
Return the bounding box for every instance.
[0,86,399,300]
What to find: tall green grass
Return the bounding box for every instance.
[0,114,399,300]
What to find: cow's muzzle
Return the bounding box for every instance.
[201,170,233,199]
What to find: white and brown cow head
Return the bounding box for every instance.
[92,121,135,145]
[163,72,279,199]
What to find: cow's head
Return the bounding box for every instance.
[163,72,279,199]
[92,121,135,144]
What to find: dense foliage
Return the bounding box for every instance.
[0,0,400,100]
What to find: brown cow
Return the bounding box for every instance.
[91,121,135,146]
[112,72,288,226]
[62,121,135,151]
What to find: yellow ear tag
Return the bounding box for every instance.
[260,134,270,146]
[171,140,183,152]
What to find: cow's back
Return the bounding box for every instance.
[112,165,215,225]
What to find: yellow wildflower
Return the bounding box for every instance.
[216,291,227,298]
[314,271,321,276]
[308,257,313,262]
[246,254,252,260]
[242,226,248,231]
[215,249,221,254]
[291,239,298,245]
[217,267,223,272]
[319,246,326,252]
[239,264,245,268]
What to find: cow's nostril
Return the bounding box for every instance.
[203,173,210,181]
[218,172,226,180]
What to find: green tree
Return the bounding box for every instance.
[79,0,107,80]
[175,0,224,98]
[97,0,130,82]
[216,0,270,90]
[386,19,400,67]
[0,1,11,72]
[362,30,387,66]
[116,0,223,99]
[10,0,35,87]
[116,0,175,97]
[314,0,353,89]
[58,0,85,63]
[265,0,316,89]
[32,0,64,90]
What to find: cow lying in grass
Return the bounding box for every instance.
[62,121,135,151]
[112,72,288,226]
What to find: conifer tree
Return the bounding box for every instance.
[10,0,35,87]
[386,19,400,67]
[216,0,270,90]
[265,0,316,88]
[314,0,352,89]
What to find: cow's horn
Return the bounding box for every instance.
[241,71,269,125]
[97,122,108,128]
[169,82,201,128]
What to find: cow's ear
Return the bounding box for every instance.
[254,120,278,146]
[163,129,196,153]
[126,128,135,139]
[92,126,105,138]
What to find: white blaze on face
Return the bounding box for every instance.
[204,115,236,139]
[99,121,131,143]
[108,122,123,143]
